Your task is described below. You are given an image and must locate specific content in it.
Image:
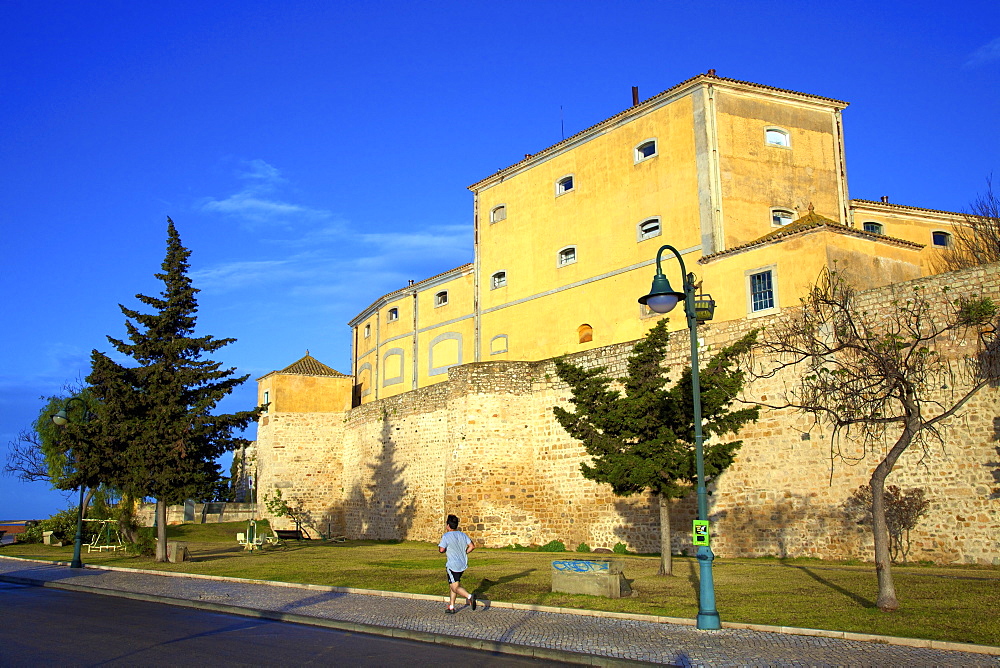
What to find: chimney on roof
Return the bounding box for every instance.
[708,69,716,76]
[880,196,889,203]
[408,279,415,286]
[632,86,639,107]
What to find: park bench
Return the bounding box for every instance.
[274,529,305,541]
[551,559,631,599]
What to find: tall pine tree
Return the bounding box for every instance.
[554,320,758,575]
[87,218,260,561]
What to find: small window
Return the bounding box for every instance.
[434,291,449,307]
[387,307,399,322]
[765,128,790,147]
[364,324,371,338]
[556,175,574,196]
[490,205,507,223]
[577,324,593,344]
[932,231,952,248]
[491,271,507,289]
[863,221,884,235]
[637,218,661,241]
[749,270,775,312]
[772,209,795,227]
[262,390,269,413]
[557,246,577,267]
[634,139,657,163]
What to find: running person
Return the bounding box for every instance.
[438,514,477,613]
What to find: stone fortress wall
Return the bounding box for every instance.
[255,265,1000,564]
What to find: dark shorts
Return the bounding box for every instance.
[447,569,464,584]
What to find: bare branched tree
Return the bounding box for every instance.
[753,267,1000,611]
[4,430,50,482]
[938,178,1000,271]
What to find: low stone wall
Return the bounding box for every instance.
[136,502,258,526]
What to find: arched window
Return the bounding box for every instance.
[577,324,593,344]
[556,175,574,196]
[634,139,657,163]
[490,205,507,223]
[637,217,661,241]
[557,246,577,267]
[771,209,795,227]
[491,271,507,289]
[765,127,790,147]
[434,291,449,307]
[863,221,884,235]
[387,307,399,322]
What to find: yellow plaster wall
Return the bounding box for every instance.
[850,202,961,273]
[714,90,844,247]
[258,374,353,414]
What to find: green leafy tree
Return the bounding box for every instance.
[86,218,261,561]
[754,267,999,610]
[554,319,759,575]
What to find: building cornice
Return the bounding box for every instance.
[468,73,849,193]
[347,263,474,328]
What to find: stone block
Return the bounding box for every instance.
[166,540,189,563]
[551,559,630,598]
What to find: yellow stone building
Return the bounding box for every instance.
[347,72,963,405]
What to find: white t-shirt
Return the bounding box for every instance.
[438,530,472,572]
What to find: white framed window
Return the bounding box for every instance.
[932,231,952,248]
[634,139,657,163]
[771,209,795,227]
[434,290,449,307]
[262,390,269,413]
[363,323,371,338]
[765,127,790,148]
[557,245,577,267]
[491,271,507,289]
[490,205,507,223]
[556,175,574,196]
[746,266,778,315]
[387,307,399,322]
[637,217,661,242]
[863,221,884,235]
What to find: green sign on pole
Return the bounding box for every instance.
[692,520,710,546]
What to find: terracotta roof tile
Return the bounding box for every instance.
[264,352,348,379]
[851,199,963,217]
[700,209,923,263]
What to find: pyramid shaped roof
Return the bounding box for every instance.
[257,352,348,381]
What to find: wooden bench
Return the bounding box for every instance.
[274,529,305,541]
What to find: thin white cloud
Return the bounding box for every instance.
[200,159,332,229]
[965,37,1000,68]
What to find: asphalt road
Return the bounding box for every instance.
[0,582,574,666]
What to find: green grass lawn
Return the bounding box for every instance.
[3,522,998,647]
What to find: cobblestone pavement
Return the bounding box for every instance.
[1,556,997,667]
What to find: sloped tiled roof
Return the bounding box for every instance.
[699,206,923,263]
[258,352,348,381]
[851,199,963,217]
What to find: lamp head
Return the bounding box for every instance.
[51,409,69,426]
[639,273,685,313]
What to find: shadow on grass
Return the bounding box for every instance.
[472,569,536,598]
[789,564,876,608]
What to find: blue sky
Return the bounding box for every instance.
[2,1,998,519]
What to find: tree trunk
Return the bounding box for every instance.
[869,418,918,613]
[869,468,898,611]
[155,499,168,562]
[658,496,673,576]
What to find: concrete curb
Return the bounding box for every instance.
[2,555,998,658]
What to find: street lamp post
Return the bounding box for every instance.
[638,244,720,630]
[51,397,92,569]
